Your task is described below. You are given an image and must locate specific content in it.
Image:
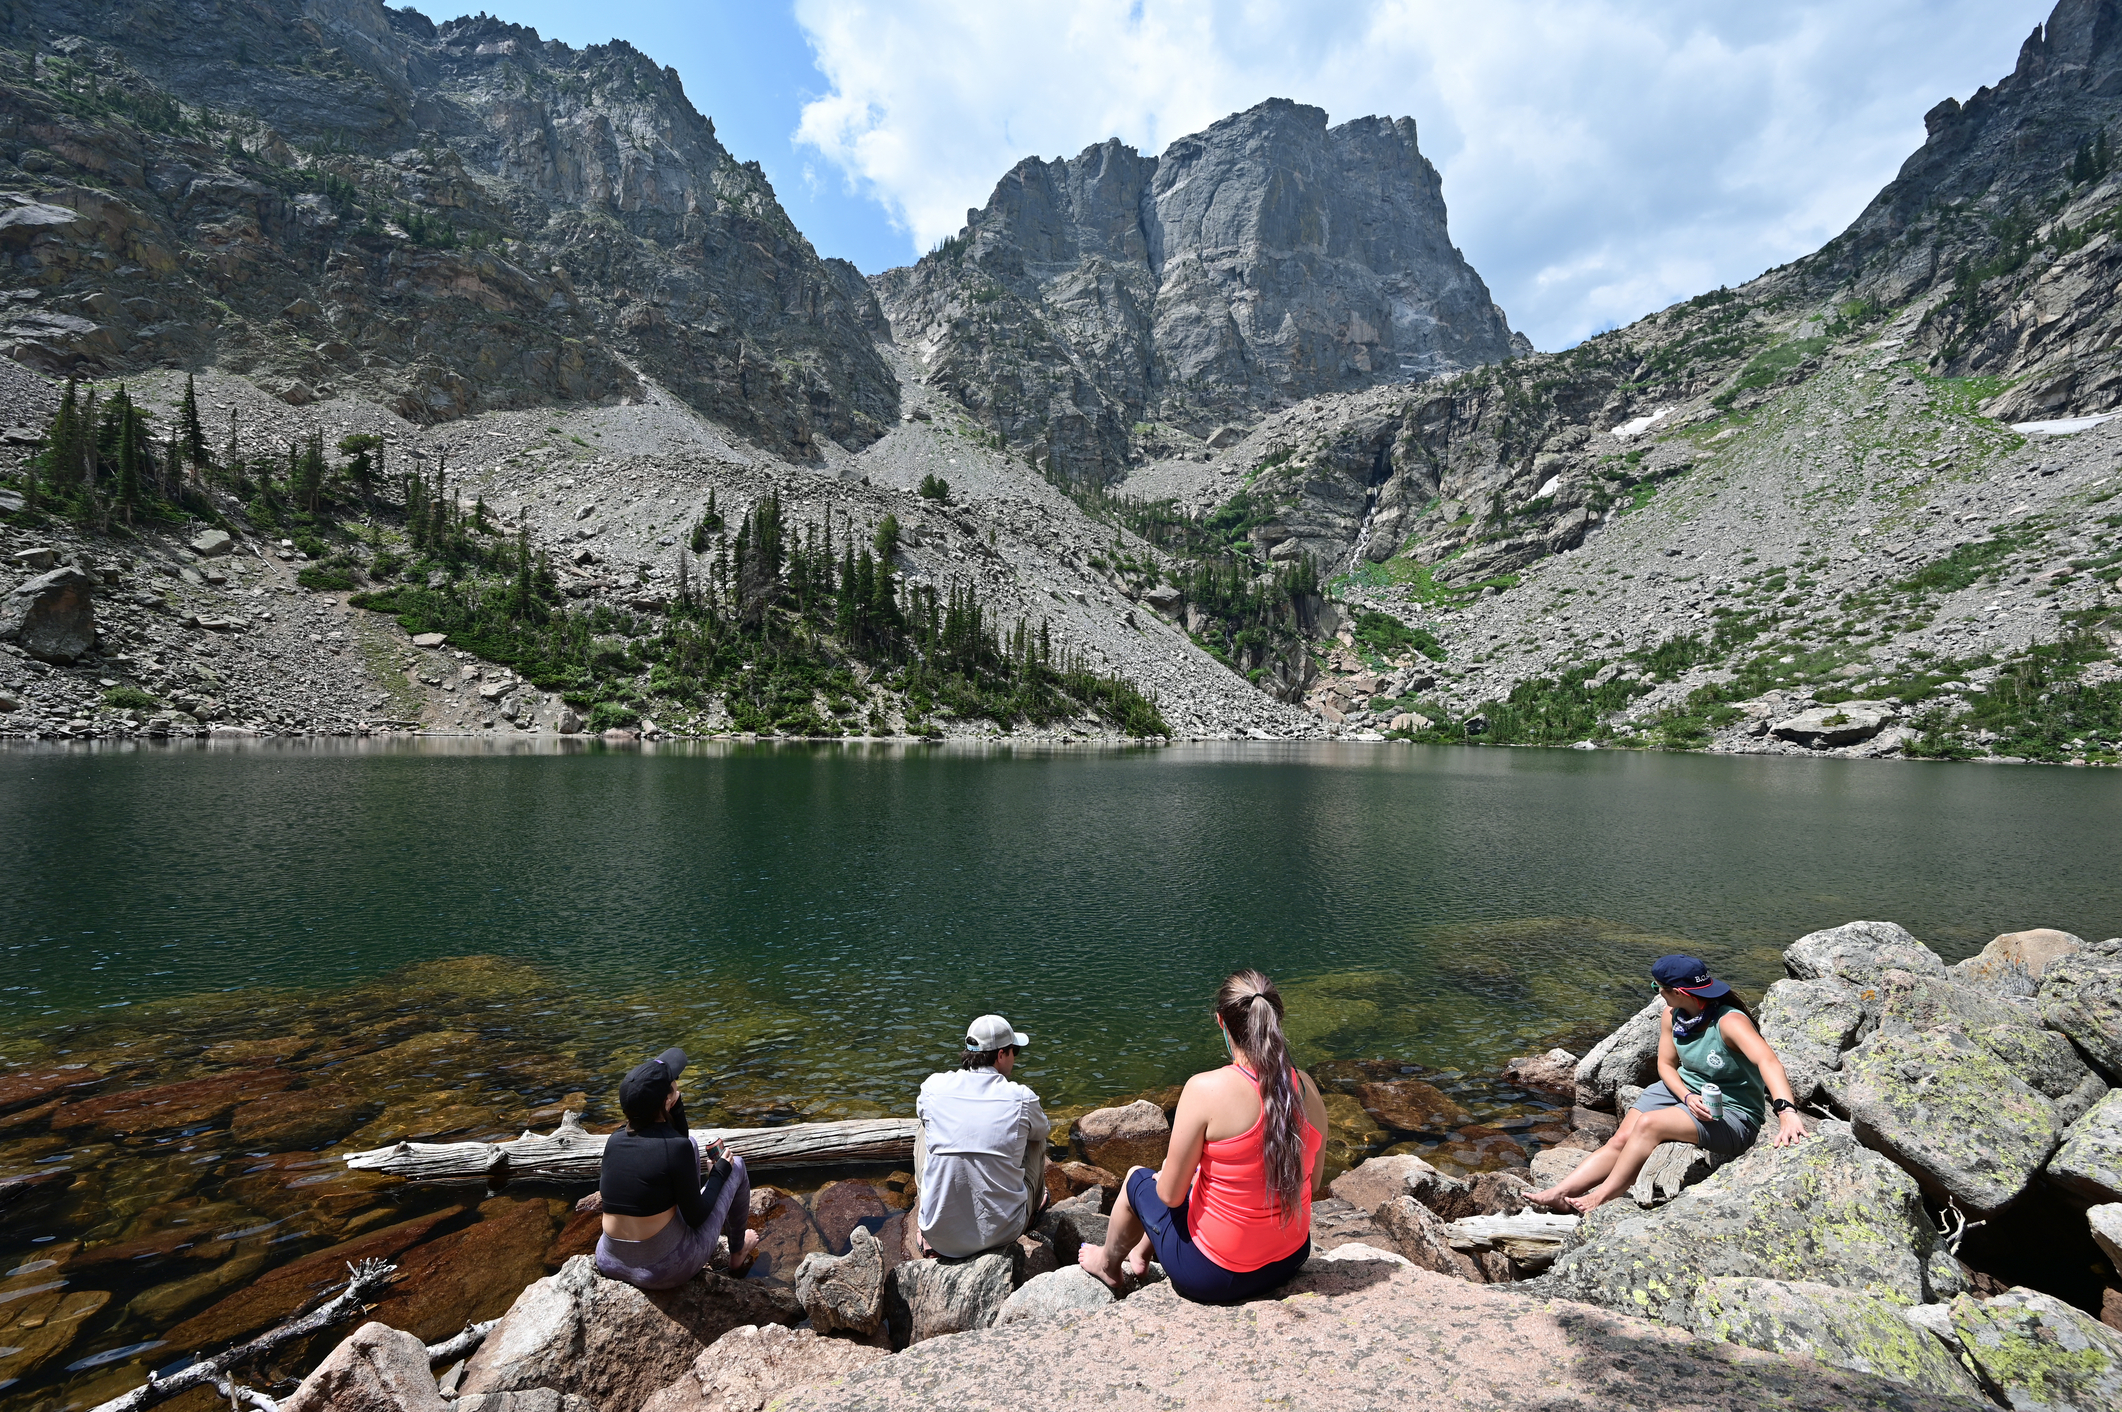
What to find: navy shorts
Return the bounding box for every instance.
[1124,1166,1310,1305]
[1634,1081,1759,1156]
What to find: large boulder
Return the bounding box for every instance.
[773,1256,1996,1412]
[638,1325,887,1412]
[2040,940,2122,1084]
[0,564,95,663]
[457,1256,799,1412]
[1839,1026,2061,1218]
[1572,996,1665,1111]
[1689,1277,1984,1399]
[1954,929,2086,1000]
[1756,978,1867,1108]
[994,1266,1116,1326]
[1949,1286,2122,1411]
[1073,1100,1170,1173]
[1772,702,1897,748]
[282,1321,447,1412]
[1785,921,1947,996]
[883,1251,1015,1348]
[1502,1048,1578,1097]
[1538,1122,1938,1327]
[2049,1091,2122,1205]
[1327,1153,1451,1217]
[793,1225,885,1337]
[1875,970,2093,1104]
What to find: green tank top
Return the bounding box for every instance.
[1674,1004,1766,1124]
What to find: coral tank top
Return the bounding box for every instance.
[1185,1067,1325,1272]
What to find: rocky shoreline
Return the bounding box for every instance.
[225,919,2122,1412]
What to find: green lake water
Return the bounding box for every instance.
[7,740,2119,1108]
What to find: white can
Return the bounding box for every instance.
[1699,1083,1724,1119]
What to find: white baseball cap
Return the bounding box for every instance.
[964,1014,1029,1051]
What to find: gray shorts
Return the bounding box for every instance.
[1634,1082,1759,1156]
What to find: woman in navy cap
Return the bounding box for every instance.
[1527,955,1807,1214]
[591,1047,759,1288]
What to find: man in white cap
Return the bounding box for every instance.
[914,1013,1052,1258]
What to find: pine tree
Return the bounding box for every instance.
[41,378,82,495]
[112,387,142,519]
[179,374,207,476]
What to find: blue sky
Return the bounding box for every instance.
[444,0,2057,351]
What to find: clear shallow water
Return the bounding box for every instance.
[5,739,2119,1105]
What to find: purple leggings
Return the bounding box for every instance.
[594,1150,750,1290]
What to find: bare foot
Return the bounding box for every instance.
[1121,1234,1152,1279]
[1566,1189,1612,1215]
[1523,1187,1574,1213]
[1077,1241,1125,1291]
[727,1228,761,1276]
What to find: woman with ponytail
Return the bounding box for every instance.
[1078,970,1328,1303]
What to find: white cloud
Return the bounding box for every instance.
[791,0,2053,350]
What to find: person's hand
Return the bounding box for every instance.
[1772,1109,1808,1147]
[1682,1091,1713,1122]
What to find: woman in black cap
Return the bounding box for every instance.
[1526,955,1807,1214]
[593,1047,759,1289]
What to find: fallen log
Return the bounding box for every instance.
[341,1110,917,1182]
[1444,1212,1580,1272]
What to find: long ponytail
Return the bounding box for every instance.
[1216,970,1306,1224]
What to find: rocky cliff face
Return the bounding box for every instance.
[1174,0,2122,587]
[0,0,896,450]
[872,99,1523,486]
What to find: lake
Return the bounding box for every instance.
[1,740,2118,1408]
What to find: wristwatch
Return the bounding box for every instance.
[1770,1098,1794,1115]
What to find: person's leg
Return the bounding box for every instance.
[1080,1166,1158,1289]
[1567,1105,1703,1212]
[716,1155,757,1272]
[1527,1108,1653,1210]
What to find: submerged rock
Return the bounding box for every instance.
[639,1324,887,1412]
[282,1320,447,1412]
[53,1068,295,1137]
[456,1256,799,1412]
[1949,1286,2122,1411]
[1539,1122,1936,1327]
[367,1197,559,1344]
[1351,1078,1471,1133]
[1688,1277,1983,1399]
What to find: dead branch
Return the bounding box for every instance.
[87,1258,397,1412]
[424,1319,498,1366]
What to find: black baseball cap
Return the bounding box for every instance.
[1651,955,1731,999]
[618,1047,688,1127]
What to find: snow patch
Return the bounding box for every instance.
[2011,413,2121,435]
[1611,407,1670,439]
[1535,475,1561,499]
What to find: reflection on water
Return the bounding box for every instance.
[2,738,2118,1409]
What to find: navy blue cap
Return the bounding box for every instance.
[1652,955,1731,998]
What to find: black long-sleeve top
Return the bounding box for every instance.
[598,1121,730,1228]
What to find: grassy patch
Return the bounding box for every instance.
[1729,337,1831,394]
[1352,610,1444,662]
[102,684,159,711]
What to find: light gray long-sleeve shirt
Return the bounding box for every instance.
[915,1067,1051,1258]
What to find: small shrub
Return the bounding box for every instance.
[103,684,159,711]
[587,700,640,731]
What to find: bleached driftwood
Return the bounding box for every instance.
[425,1318,498,1366]
[88,1258,397,1412]
[1444,1212,1579,1271]
[342,1109,917,1182]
